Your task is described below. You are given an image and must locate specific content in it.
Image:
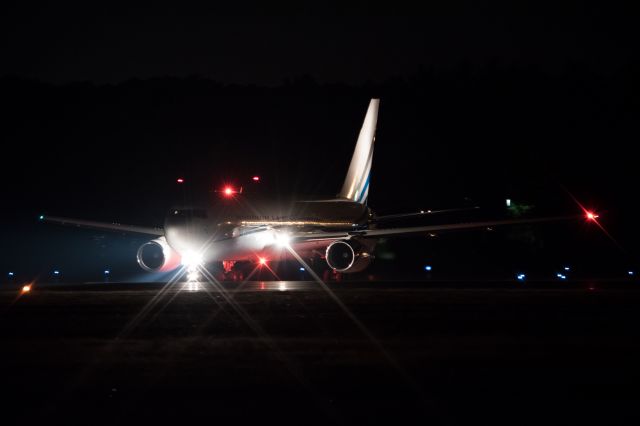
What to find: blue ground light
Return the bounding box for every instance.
[424,265,432,271]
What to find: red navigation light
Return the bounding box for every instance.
[258,257,267,265]
[176,178,184,184]
[220,185,243,197]
[252,176,260,182]
[586,211,599,221]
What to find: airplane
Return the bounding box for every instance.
[41,99,595,280]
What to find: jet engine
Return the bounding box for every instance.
[136,236,182,272]
[325,240,374,273]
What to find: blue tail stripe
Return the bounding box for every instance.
[357,172,371,203]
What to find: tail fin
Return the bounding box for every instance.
[338,98,379,204]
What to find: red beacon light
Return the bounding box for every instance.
[586,211,599,221]
[220,185,242,197]
[252,176,260,182]
[176,178,185,184]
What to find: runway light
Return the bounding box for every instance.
[53,270,60,275]
[299,267,305,272]
[517,273,526,281]
[629,271,635,276]
[506,199,511,207]
[21,285,31,294]
[252,176,260,182]
[564,266,571,271]
[39,215,45,220]
[104,270,110,275]
[586,211,599,221]
[259,257,267,265]
[424,265,432,271]
[557,273,566,280]
[224,186,234,196]
[8,272,14,277]
[176,178,184,184]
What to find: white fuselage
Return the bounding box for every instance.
[163,200,370,264]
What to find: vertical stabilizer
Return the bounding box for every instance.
[338,98,379,204]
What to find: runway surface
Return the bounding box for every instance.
[2,280,640,425]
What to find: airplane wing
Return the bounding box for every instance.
[373,206,480,223]
[291,215,581,242]
[40,215,164,236]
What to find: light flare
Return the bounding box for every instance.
[274,232,291,248]
[181,250,203,269]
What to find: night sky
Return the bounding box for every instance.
[0,4,635,85]
[1,4,638,280]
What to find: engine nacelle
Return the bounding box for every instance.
[325,240,374,273]
[136,237,182,272]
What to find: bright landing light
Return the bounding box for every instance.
[21,285,31,294]
[274,232,291,248]
[181,251,203,269]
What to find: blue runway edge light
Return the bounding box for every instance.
[424,265,432,271]
[39,215,44,220]
[516,273,526,281]
[53,270,60,275]
[104,270,110,275]
[299,267,305,272]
